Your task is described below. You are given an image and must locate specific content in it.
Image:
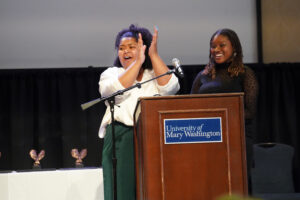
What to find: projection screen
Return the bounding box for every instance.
[0,0,257,69]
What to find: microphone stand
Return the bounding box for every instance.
[81,69,176,200]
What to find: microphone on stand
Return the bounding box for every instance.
[172,58,184,78]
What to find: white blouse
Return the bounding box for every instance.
[98,66,180,138]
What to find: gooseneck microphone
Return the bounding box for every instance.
[172,58,184,78]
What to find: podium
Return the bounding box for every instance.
[133,93,248,200]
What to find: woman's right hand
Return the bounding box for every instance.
[136,33,146,66]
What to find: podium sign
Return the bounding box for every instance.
[134,93,248,200]
[164,117,222,144]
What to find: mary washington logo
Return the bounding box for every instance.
[164,118,222,144]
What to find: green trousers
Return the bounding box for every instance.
[102,122,136,200]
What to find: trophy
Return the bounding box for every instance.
[71,148,87,168]
[29,149,45,169]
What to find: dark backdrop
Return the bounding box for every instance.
[0,63,300,191]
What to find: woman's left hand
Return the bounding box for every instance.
[148,26,158,57]
[147,25,173,86]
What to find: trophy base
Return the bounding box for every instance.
[32,165,42,170]
[75,163,84,168]
[16,168,56,172]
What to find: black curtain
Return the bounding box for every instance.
[249,63,300,192]
[0,67,106,170]
[0,63,300,191]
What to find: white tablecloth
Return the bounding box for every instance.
[0,168,104,200]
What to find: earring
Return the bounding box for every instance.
[233,52,237,57]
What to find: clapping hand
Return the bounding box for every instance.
[149,26,159,57]
[136,33,146,66]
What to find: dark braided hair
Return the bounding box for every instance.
[204,28,245,79]
[113,24,153,70]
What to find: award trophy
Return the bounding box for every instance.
[29,149,45,169]
[71,148,87,168]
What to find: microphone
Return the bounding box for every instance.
[172,58,184,78]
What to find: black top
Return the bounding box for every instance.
[191,63,258,120]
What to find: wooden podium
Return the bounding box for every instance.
[133,93,248,200]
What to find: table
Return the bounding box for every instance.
[0,168,103,200]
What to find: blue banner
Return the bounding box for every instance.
[164,118,222,144]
